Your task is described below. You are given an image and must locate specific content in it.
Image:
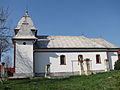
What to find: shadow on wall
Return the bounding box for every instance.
[34,52,59,76]
[34,36,59,76]
[16,49,33,74]
[34,36,51,49]
[108,52,118,70]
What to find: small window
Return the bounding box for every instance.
[78,55,83,63]
[23,42,26,45]
[60,55,66,65]
[96,54,101,64]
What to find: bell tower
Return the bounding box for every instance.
[12,11,37,77]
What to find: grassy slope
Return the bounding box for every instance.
[1,70,120,90]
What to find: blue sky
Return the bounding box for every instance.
[1,0,120,46]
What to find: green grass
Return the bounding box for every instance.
[1,70,120,90]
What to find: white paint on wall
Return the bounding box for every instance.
[34,51,116,74]
[15,40,34,74]
[108,52,118,70]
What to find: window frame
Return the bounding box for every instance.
[78,55,83,63]
[60,55,66,65]
[96,54,101,64]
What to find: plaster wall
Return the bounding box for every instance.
[108,52,118,70]
[34,51,112,74]
[15,40,34,74]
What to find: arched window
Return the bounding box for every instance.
[96,54,101,64]
[60,55,66,65]
[78,55,83,63]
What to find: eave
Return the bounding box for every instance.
[34,48,119,52]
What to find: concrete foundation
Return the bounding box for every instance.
[13,73,34,78]
[35,70,107,78]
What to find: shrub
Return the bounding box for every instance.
[114,59,120,70]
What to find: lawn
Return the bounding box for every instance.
[0,70,120,90]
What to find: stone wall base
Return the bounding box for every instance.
[91,70,106,74]
[13,73,34,78]
[12,70,108,78]
[35,70,108,78]
[35,71,80,78]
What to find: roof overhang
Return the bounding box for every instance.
[34,48,119,52]
[12,37,37,40]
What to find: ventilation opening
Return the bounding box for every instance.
[23,42,26,45]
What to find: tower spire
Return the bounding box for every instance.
[24,10,29,17]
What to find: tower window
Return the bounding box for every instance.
[60,55,66,65]
[96,54,101,64]
[23,42,26,45]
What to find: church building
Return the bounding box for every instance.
[12,11,119,78]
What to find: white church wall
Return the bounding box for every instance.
[34,52,52,73]
[15,40,34,74]
[108,52,118,70]
[34,51,109,74]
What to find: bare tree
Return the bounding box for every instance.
[0,8,12,62]
[0,8,12,83]
[3,55,12,68]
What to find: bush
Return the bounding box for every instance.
[114,59,120,70]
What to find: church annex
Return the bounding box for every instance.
[12,11,119,78]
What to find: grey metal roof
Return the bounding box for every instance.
[13,11,37,40]
[13,22,37,39]
[35,36,117,49]
[90,38,118,48]
[15,11,36,30]
[13,11,118,49]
